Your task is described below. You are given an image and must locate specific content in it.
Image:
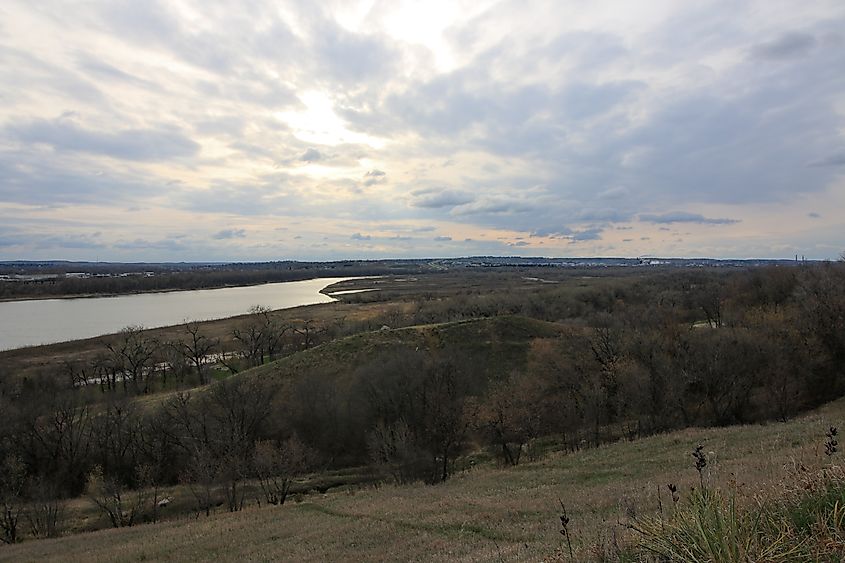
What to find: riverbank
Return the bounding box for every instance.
[0,275,380,304]
[0,278,380,352]
[0,297,407,384]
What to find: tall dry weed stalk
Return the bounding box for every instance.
[558,498,574,560]
[825,426,838,456]
[692,445,707,489]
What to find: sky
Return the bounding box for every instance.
[0,0,844,262]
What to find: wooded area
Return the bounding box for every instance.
[1,261,844,543]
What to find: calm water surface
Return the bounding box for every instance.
[0,277,353,351]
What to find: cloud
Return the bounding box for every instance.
[559,80,645,120]
[598,186,630,200]
[350,232,371,240]
[530,226,572,238]
[196,116,247,137]
[639,212,740,225]
[750,32,817,60]
[363,169,387,186]
[452,195,539,216]
[434,235,452,241]
[409,189,475,209]
[76,56,159,91]
[177,179,295,216]
[113,238,189,251]
[808,212,821,219]
[568,227,604,242]
[1,2,843,260]
[808,151,845,167]
[311,17,398,85]
[8,118,199,161]
[0,147,166,207]
[575,208,633,222]
[212,228,246,240]
[299,148,322,162]
[0,230,106,250]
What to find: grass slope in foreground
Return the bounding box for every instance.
[2,393,844,561]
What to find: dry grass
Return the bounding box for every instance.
[3,396,843,562]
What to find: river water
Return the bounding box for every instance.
[0,277,353,351]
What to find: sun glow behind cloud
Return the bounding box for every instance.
[276,91,387,149]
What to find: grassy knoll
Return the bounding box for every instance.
[3,393,843,561]
[245,314,565,388]
[122,314,564,411]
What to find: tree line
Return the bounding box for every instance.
[0,261,422,300]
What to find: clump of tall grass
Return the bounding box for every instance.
[630,486,803,562]
[628,459,845,561]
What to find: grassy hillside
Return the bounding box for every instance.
[245,314,565,385]
[125,315,565,412]
[3,393,843,561]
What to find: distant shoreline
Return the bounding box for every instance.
[0,275,375,304]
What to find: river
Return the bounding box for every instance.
[0,277,356,351]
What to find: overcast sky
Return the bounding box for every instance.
[1,0,843,261]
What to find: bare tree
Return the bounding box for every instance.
[253,438,310,506]
[181,445,219,518]
[91,352,119,392]
[698,283,725,328]
[89,398,143,482]
[26,476,64,539]
[106,326,158,393]
[252,306,290,361]
[208,377,277,453]
[85,465,148,528]
[796,263,845,399]
[181,322,218,385]
[62,360,91,389]
[473,373,543,466]
[163,378,277,514]
[418,361,468,483]
[158,340,189,387]
[590,323,624,424]
[233,307,268,368]
[367,420,428,484]
[294,319,323,351]
[0,454,25,544]
[25,397,91,494]
[218,449,248,512]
